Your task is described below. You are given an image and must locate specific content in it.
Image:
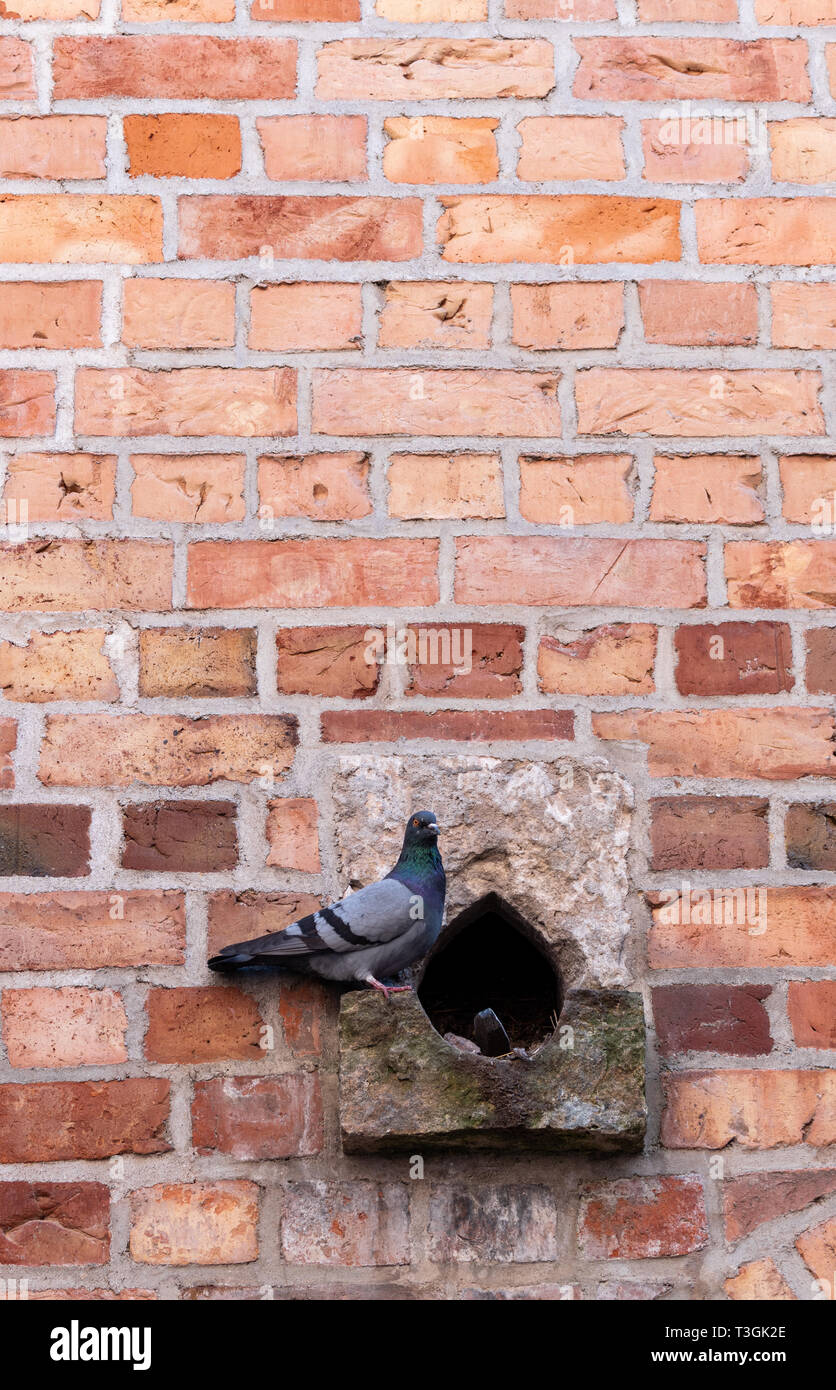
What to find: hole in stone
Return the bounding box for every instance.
[417,892,562,1057]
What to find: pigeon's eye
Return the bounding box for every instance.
[412,817,419,827]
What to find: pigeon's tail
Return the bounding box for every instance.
[207,950,252,972]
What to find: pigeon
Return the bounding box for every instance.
[473,1008,511,1057]
[208,811,445,1000]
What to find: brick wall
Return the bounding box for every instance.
[0,0,835,1301]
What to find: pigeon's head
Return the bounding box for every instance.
[403,810,440,846]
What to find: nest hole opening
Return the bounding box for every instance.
[417,893,562,1056]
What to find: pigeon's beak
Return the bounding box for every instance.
[428,821,440,836]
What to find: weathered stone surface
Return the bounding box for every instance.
[331,755,634,990]
[339,988,645,1153]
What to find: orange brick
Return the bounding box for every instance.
[378,282,493,350]
[797,1219,836,1294]
[131,454,245,523]
[253,0,358,13]
[697,199,836,265]
[125,115,241,180]
[0,372,55,436]
[538,625,656,696]
[770,118,836,183]
[316,39,555,100]
[576,369,823,437]
[138,629,256,700]
[456,538,705,607]
[788,981,836,1048]
[144,987,263,1063]
[130,1182,258,1267]
[594,707,835,778]
[507,0,615,12]
[0,196,162,264]
[641,118,749,183]
[75,368,296,437]
[0,41,35,101]
[188,539,439,609]
[249,284,362,351]
[650,456,763,524]
[757,0,836,20]
[1,0,100,15]
[574,38,810,101]
[276,627,379,699]
[771,283,836,348]
[517,117,625,182]
[639,282,757,347]
[726,541,836,608]
[725,1260,796,1301]
[3,453,115,521]
[266,799,321,872]
[122,280,235,349]
[0,723,15,789]
[179,196,421,262]
[0,117,106,180]
[638,0,737,15]
[0,891,185,972]
[312,369,559,437]
[376,0,486,15]
[0,543,170,614]
[39,714,296,787]
[388,453,504,519]
[2,988,127,1069]
[0,631,118,703]
[649,886,836,969]
[511,284,624,349]
[383,116,498,184]
[519,454,634,524]
[438,196,680,264]
[0,1080,170,1164]
[258,453,371,521]
[780,454,836,521]
[662,1071,836,1149]
[123,0,234,16]
[258,116,367,182]
[0,283,101,350]
[53,38,296,100]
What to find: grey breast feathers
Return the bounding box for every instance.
[231,877,417,963]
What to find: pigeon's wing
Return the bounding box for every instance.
[209,877,416,968]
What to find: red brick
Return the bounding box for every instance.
[321,709,573,742]
[650,796,769,872]
[574,38,810,101]
[378,282,493,351]
[259,453,370,523]
[0,891,185,972]
[641,118,749,184]
[579,1177,708,1259]
[0,630,118,702]
[785,801,836,870]
[383,116,498,184]
[39,714,297,788]
[662,1071,836,1149]
[797,1217,836,1293]
[179,196,421,262]
[779,454,836,522]
[594,707,835,779]
[0,1183,109,1267]
[258,116,367,182]
[192,1076,324,1160]
[144,986,264,1063]
[427,1185,559,1263]
[316,39,555,100]
[53,38,296,100]
[724,1170,836,1242]
[517,116,625,182]
[0,40,35,101]
[807,627,836,692]
[0,371,55,436]
[122,281,236,349]
[649,886,836,970]
[253,0,358,14]
[131,454,245,523]
[0,804,90,877]
[281,1183,410,1267]
[788,981,836,1049]
[130,1182,258,1266]
[758,0,836,20]
[122,801,238,873]
[2,988,127,1068]
[511,284,624,350]
[0,283,101,350]
[207,890,321,957]
[75,368,296,438]
[576,369,823,437]
[769,120,836,185]
[726,541,836,608]
[640,282,757,347]
[279,978,330,1058]
[518,454,633,523]
[138,629,256,700]
[276,626,380,699]
[652,985,772,1057]
[404,624,524,699]
[0,1080,170,1163]
[188,539,439,609]
[456,538,705,608]
[674,622,793,696]
[387,453,503,519]
[772,284,836,348]
[639,0,737,16]
[725,1259,796,1301]
[0,721,16,790]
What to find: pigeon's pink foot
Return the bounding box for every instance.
[364,975,412,1001]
